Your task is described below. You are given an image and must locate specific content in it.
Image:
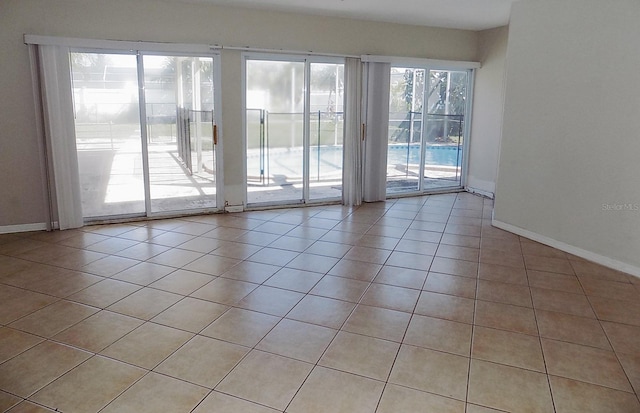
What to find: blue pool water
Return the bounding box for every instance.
[387,144,461,167]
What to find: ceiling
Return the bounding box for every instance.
[185,0,517,31]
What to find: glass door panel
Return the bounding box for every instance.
[423,70,467,191]
[308,63,344,201]
[71,52,145,218]
[143,55,217,213]
[246,59,305,205]
[386,68,425,195]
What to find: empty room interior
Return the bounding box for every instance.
[1,0,640,412]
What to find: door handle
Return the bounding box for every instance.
[213,124,218,145]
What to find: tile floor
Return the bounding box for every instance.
[1,193,640,412]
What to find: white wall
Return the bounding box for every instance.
[467,26,508,197]
[494,0,640,274]
[0,0,479,227]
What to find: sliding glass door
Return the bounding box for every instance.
[70,51,220,221]
[386,67,470,195]
[71,52,146,218]
[245,55,344,206]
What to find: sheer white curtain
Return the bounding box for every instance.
[342,57,363,206]
[362,62,391,202]
[34,45,84,229]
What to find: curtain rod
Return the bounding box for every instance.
[217,45,359,59]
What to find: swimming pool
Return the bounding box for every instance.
[247,143,462,180]
[387,143,462,167]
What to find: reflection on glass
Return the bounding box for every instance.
[71,52,145,218]
[246,59,305,205]
[143,55,217,213]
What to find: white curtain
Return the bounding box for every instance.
[36,45,84,229]
[362,62,391,202]
[342,57,363,206]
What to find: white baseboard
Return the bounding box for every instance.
[465,186,494,199]
[492,219,640,278]
[0,222,48,234]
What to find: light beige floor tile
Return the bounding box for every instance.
[190,277,258,305]
[268,235,316,253]
[579,277,640,301]
[286,295,355,329]
[304,240,352,258]
[328,259,382,282]
[100,372,208,413]
[589,295,640,326]
[472,326,545,372]
[423,272,476,299]
[479,249,524,269]
[155,335,248,388]
[468,359,554,413]
[477,279,532,307]
[0,340,91,397]
[310,275,370,303]
[415,291,475,324]
[263,268,323,293]
[148,269,214,295]
[147,248,204,269]
[236,285,305,316]
[527,270,583,294]
[373,265,428,289]
[386,251,433,271]
[201,308,279,347]
[440,233,480,249]
[286,253,340,274]
[343,304,411,342]
[550,376,640,413]
[4,401,55,412]
[404,314,472,356]
[151,297,228,333]
[521,240,568,259]
[359,283,419,313]
[0,286,57,324]
[31,356,145,413]
[377,383,465,413]
[256,319,336,363]
[219,261,280,283]
[178,253,239,275]
[107,288,182,320]
[100,322,193,369]
[193,391,279,413]
[474,300,538,335]
[603,326,640,362]
[111,262,175,286]
[80,255,140,277]
[217,350,312,411]
[319,331,399,380]
[389,344,469,400]
[211,241,263,260]
[535,309,611,350]
[618,353,640,394]
[465,404,505,413]
[66,279,140,308]
[524,255,574,275]
[430,256,478,278]
[0,390,21,412]
[148,231,195,248]
[9,300,98,338]
[0,327,43,364]
[436,244,479,262]
[53,310,143,352]
[355,234,400,250]
[542,338,633,392]
[115,242,170,261]
[343,245,392,264]
[286,366,384,413]
[248,247,299,266]
[531,287,595,318]
[477,262,528,285]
